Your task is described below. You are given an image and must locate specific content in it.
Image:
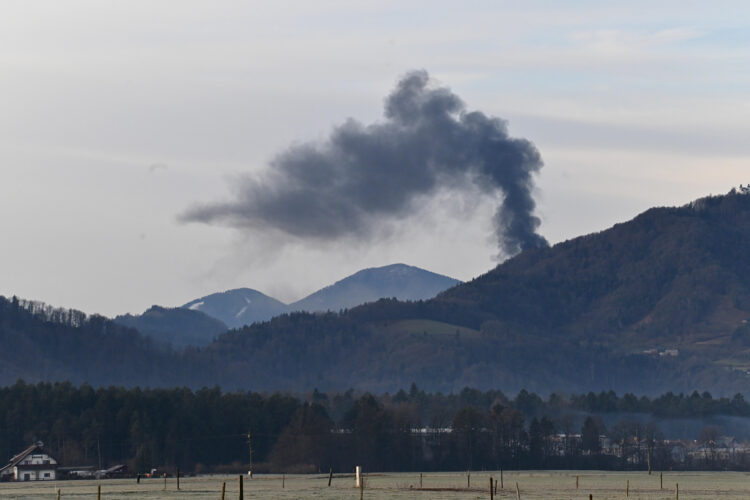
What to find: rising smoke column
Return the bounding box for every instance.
[182,70,548,257]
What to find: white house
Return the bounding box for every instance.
[0,442,58,481]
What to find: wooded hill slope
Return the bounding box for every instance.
[115,305,228,348]
[3,192,750,395]
[201,192,750,394]
[0,297,184,387]
[438,192,750,345]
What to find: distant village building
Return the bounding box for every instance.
[97,464,128,479]
[0,442,59,481]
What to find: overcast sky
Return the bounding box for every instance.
[2,1,750,316]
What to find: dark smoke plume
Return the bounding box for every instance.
[182,70,548,256]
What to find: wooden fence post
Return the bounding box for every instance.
[660,472,663,490]
[57,489,61,500]
[500,469,503,489]
[97,484,101,500]
[221,481,226,500]
[489,477,494,500]
[419,472,422,489]
[176,468,180,490]
[239,474,243,500]
[467,471,471,488]
[515,481,520,500]
[576,475,579,489]
[675,483,678,500]
[328,468,333,487]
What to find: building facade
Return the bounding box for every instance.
[0,442,58,481]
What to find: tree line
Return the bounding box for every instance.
[2,381,749,475]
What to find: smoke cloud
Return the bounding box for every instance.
[182,70,548,256]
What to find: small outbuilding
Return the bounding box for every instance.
[0,442,59,481]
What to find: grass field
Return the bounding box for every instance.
[3,470,750,499]
[374,319,480,338]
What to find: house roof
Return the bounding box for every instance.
[0,442,56,474]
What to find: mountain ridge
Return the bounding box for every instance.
[4,191,750,395]
[113,264,461,347]
[180,263,461,328]
[288,263,461,313]
[182,287,289,329]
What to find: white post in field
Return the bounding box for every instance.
[355,466,361,488]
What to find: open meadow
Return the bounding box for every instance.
[3,471,750,500]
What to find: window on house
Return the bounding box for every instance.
[44,472,50,478]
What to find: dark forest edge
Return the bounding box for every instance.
[2,381,750,476]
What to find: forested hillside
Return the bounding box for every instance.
[438,192,750,345]
[204,309,700,394]
[3,192,750,395]
[0,297,690,393]
[114,306,228,348]
[200,192,750,394]
[0,297,191,387]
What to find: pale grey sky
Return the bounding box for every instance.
[2,1,750,316]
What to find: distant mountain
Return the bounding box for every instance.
[182,288,289,329]
[289,263,461,313]
[114,306,228,348]
[178,264,460,329]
